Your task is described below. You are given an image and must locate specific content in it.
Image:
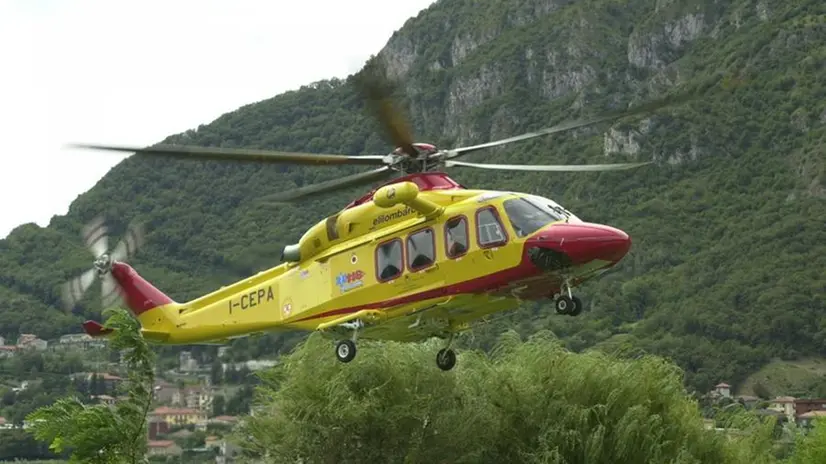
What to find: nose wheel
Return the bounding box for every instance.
[555,295,583,316]
[554,278,583,316]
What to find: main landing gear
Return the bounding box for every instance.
[334,320,361,363]
[436,333,457,371]
[335,339,357,363]
[333,327,458,372]
[554,278,583,317]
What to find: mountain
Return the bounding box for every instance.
[1,0,823,392]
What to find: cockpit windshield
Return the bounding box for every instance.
[522,194,580,223]
[502,194,579,238]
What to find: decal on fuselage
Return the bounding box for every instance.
[336,270,365,293]
[228,285,275,313]
[372,206,414,227]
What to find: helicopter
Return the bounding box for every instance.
[62,64,690,370]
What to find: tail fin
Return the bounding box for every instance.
[82,262,180,341]
[110,262,175,316]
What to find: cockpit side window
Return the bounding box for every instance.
[503,197,559,238]
[376,238,403,282]
[475,206,508,248]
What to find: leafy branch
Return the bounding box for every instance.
[25,308,156,463]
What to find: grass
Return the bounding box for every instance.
[738,357,826,397]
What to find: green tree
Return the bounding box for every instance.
[209,359,223,385]
[238,331,778,463]
[790,419,826,464]
[212,394,225,417]
[25,308,155,463]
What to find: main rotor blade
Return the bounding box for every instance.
[446,92,694,159]
[259,166,395,203]
[68,143,388,166]
[354,62,417,157]
[445,160,652,171]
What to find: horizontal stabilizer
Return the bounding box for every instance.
[83,320,114,337]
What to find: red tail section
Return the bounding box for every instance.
[82,320,113,337]
[110,262,175,317]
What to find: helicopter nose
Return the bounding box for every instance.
[526,222,631,266]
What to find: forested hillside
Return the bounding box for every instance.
[0,0,823,392]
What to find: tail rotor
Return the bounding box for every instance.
[62,216,145,311]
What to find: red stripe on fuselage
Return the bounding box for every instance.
[296,221,631,323]
[295,259,541,323]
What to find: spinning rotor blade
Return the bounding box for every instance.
[111,222,145,262]
[82,216,108,258]
[446,92,694,159]
[101,273,122,309]
[61,268,97,310]
[354,63,417,157]
[260,166,395,203]
[444,160,652,171]
[68,143,388,167]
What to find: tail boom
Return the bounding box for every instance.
[81,262,179,339]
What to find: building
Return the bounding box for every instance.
[210,415,239,426]
[798,410,826,429]
[16,334,47,351]
[149,407,207,427]
[713,383,731,398]
[147,417,170,440]
[56,333,106,350]
[179,351,199,372]
[92,395,117,406]
[180,385,213,411]
[75,372,124,392]
[768,397,797,423]
[795,398,826,417]
[153,380,179,404]
[0,346,17,358]
[146,440,182,457]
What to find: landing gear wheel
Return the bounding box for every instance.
[436,348,457,371]
[569,296,583,316]
[555,295,574,315]
[335,340,356,363]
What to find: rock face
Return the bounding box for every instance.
[1,0,824,392]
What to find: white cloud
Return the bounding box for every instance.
[0,0,435,238]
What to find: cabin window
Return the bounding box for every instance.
[445,216,469,258]
[476,207,507,248]
[376,239,403,282]
[407,228,436,271]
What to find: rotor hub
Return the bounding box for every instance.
[93,253,113,275]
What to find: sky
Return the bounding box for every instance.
[0,0,436,239]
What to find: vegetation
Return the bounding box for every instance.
[239,332,781,463]
[26,308,155,463]
[12,316,826,463]
[0,0,823,397]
